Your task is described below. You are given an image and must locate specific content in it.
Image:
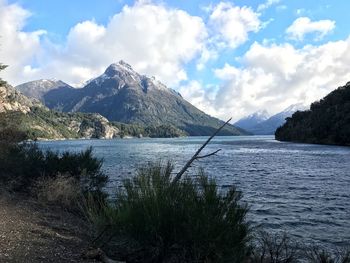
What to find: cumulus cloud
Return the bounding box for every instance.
[0,0,46,84]
[178,80,218,116]
[257,0,281,12]
[1,0,207,86]
[208,2,261,49]
[199,38,350,121]
[286,17,335,41]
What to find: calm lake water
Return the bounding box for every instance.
[39,136,350,249]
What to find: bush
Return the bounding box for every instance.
[305,246,350,263]
[249,231,299,263]
[249,231,350,263]
[0,141,107,197]
[35,174,81,209]
[87,162,250,263]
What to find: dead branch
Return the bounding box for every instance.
[172,118,232,185]
[196,149,221,159]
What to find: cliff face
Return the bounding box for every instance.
[0,84,41,113]
[275,82,350,146]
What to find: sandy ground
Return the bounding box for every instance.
[0,192,97,263]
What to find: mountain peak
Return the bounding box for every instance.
[248,109,270,119]
[104,60,136,77]
[118,60,132,68]
[282,103,308,113]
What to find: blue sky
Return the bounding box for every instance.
[1,0,350,120]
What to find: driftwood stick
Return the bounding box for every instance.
[172,118,232,185]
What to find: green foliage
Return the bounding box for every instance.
[0,140,107,195]
[275,82,350,146]
[0,107,185,141]
[112,121,187,138]
[87,162,250,262]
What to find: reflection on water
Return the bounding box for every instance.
[39,136,350,249]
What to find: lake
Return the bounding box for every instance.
[39,135,350,249]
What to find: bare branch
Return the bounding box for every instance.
[172,118,232,185]
[196,149,221,159]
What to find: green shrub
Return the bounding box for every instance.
[87,162,250,262]
[0,142,107,196]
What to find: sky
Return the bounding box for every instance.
[1,0,350,121]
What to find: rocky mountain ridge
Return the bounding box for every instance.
[235,104,307,135]
[16,61,247,136]
[16,79,73,102]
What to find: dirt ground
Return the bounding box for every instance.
[0,192,97,263]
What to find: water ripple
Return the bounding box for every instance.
[39,136,350,249]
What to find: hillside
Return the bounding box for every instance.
[275,82,350,146]
[0,83,41,113]
[1,83,188,140]
[16,61,247,136]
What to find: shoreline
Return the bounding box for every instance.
[0,191,94,262]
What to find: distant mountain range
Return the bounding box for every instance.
[16,61,246,136]
[276,82,350,146]
[234,104,307,135]
[234,110,269,132]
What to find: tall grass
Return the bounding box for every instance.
[86,162,250,262]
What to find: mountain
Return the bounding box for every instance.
[16,79,73,103]
[275,82,350,146]
[241,103,307,135]
[16,61,246,136]
[234,110,269,131]
[0,83,198,140]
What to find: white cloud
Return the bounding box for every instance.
[257,0,281,12]
[178,81,218,116]
[2,0,349,124]
[286,17,335,41]
[1,0,207,86]
[209,2,261,49]
[203,38,350,121]
[0,0,46,84]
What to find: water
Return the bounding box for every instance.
[39,136,350,249]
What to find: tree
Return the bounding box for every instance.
[0,63,7,86]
